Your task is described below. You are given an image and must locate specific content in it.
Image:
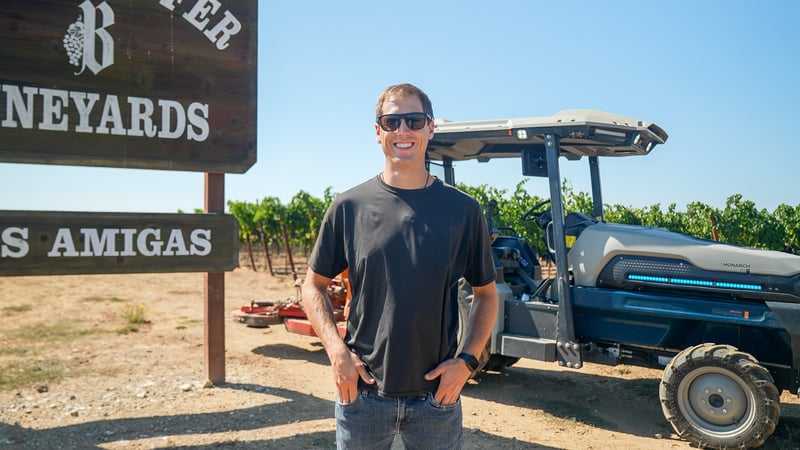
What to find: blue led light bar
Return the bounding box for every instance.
[716,281,763,291]
[628,274,668,283]
[627,274,763,292]
[671,278,714,287]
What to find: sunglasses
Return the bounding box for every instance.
[376,112,432,132]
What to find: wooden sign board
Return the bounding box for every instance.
[0,0,257,173]
[0,211,239,275]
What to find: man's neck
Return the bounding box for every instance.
[381,169,431,190]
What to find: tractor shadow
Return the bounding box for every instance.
[765,402,800,449]
[465,364,674,441]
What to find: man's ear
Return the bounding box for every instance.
[375,124,381,143]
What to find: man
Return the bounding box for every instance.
[302,83,498,449]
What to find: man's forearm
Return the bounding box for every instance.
[462,282,499,357]
[301,274,350,359]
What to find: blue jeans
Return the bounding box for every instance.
[335,387,463,450]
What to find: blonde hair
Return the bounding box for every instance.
[375,83,434,118]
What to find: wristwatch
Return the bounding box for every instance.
[457,352,480,371]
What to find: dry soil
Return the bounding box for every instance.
[1,267,798,449]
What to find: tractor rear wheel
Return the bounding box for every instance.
[456,279,490,376]
[456,279,521,375]
[659,343,780,449]
[483,354,520,371]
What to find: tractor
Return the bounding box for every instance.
[427,110,800,449]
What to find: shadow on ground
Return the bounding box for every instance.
[248,342,672,446]
[0,384,330,449]
[245,341,800,449]
[251,342,329,365]
[465,364,669,439]
[0,381,563,450]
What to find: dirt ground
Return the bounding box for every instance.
[1,266,799,450]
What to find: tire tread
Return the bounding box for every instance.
[659,343,780,449]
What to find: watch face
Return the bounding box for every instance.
[459,352,479,371]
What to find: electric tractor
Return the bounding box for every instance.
[426,110,800,449]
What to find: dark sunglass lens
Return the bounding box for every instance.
[380,117,400,131]
[406,114,428,130]
[406,117,424,130]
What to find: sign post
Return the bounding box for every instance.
[205,173,226,384]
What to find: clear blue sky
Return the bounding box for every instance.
[2,1,798,213]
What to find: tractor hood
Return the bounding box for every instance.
[570,223,800,301]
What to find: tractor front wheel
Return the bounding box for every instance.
[659,343,780,449]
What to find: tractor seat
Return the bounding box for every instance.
[493,246,522,269]
[492,235,540,277]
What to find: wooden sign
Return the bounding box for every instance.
[0,0,257,173]
[0,211,240,275]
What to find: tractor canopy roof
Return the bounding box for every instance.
[427,109,668,163]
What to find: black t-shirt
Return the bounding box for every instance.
[308,175,496,397]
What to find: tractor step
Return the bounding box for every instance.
[500,334,557,362]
